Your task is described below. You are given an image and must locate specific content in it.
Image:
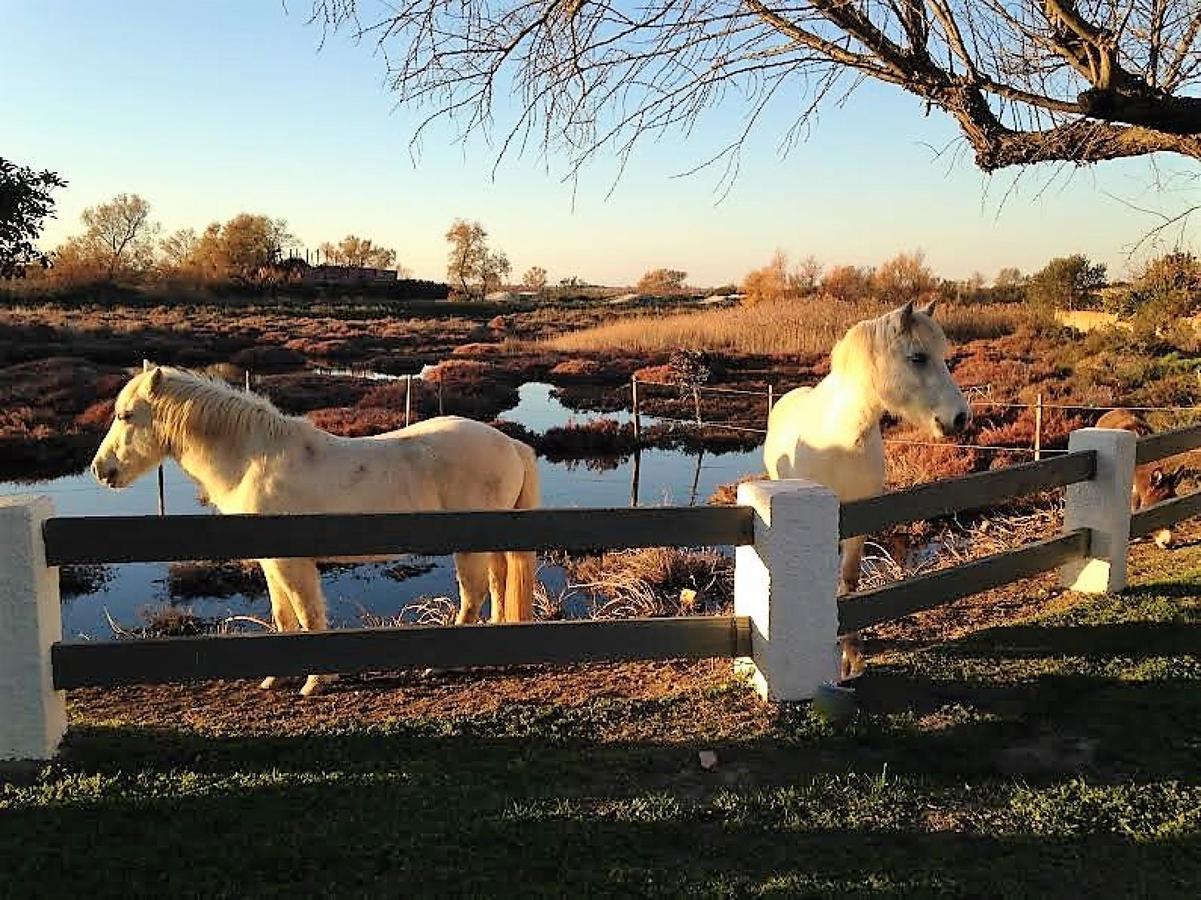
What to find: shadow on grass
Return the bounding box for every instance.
[943,619,1201,660]
[3,739,1199,897]
[11,575,1201,894]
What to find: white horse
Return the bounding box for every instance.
[91,365,540,696]
[763,301,971,680]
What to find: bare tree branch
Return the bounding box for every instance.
[310,0,1201,176]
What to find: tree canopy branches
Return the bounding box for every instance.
[310,1,1201,173]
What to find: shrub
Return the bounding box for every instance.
[821,265,874,302]
[636,268,688,295]
[1111,252,1201,326]
[741,252,819,305]
[1027,254,1107,310]
[873,250,935,304]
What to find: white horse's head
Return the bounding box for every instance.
[833,301,972,438]
[91,365,169,489]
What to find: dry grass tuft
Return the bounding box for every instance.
[857,498,1063,594]
[107,604,272,639]
[707,473,768,505]
[357,595,459,628]
[566,547,733,618]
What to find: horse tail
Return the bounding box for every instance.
[502,439,540,622]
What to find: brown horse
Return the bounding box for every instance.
[1095,409,1179,548]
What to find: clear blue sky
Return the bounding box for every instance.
[3,0,1197,285]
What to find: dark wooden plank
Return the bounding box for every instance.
[837,529,1090,634]
[43,506,754,565]
[839,451,1095,539]
[52,615,751,689]
[1136,424,1201,465]
[1130,490,1201,538]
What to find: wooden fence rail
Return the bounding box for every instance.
[1136,423,1201,465]
[52,616,752,690]
[1130,491,1201,540]
[838,529,1090,633]
[840,450,1095,540]
[43,506,753,565]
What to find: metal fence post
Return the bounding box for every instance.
[1060,427,1136,593]
[734,479,840,701]
[0,495,67,763]
[631,375,641,445]
[1034,392,1043,461]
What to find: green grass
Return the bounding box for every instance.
[3,551,1201,896]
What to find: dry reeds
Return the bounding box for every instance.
[566,547,733,618]
[547,298,1055,357]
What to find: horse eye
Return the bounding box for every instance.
[909,352,929,367]
[116,411,132,423]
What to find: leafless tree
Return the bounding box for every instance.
[522,264,549,290]
[310,1,1201,181]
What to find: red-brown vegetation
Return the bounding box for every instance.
[0,357,127,478]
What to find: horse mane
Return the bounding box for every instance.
[830,308,947,378]
[146,367,311,451]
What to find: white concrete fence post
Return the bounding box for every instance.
[1060,427,1137,594]
[735,479,841,701]
[0,495,67,762]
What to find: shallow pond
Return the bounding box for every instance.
[1,382,762,638]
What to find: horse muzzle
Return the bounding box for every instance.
[933,409,971,438]
[91,459,122,489]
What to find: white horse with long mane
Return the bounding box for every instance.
[764,301,971,680]
[91,365,540,696]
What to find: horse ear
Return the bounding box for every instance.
[896,301,915,332]
[142,359,153,373]
[919,299,937,318]
[143,366,163,395]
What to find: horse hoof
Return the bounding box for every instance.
[1154,529,1173,550]
[299,674,337,697]
[260,676,280,691]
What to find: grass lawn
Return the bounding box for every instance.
[2,538,1200,897]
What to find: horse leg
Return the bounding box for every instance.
[838,536,867,682]
[487,552,509,623]
[259,563,299,691]
[269,558,331,697]
[453,552,490,625]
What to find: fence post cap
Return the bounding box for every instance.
[737,477,835,500]
[737,477,836,516]
[0,494,52,514]
[1070,426,1137,444]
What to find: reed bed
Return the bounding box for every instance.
[548,297,1056,356]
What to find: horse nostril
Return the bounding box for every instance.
[953,411,968,433]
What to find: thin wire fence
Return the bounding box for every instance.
[16,368,1201,513]
[631,377,1201,457]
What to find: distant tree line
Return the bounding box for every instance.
[0,168,441,296]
